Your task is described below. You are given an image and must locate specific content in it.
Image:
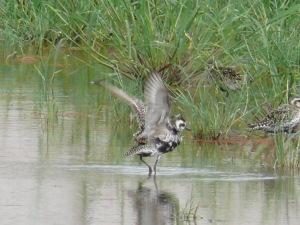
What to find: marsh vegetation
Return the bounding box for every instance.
[1,0,300,168]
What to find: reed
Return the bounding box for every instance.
[174,195,200,223]
[34,40,66,119]
[273,134,300,169]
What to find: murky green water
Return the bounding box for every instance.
[1,52,299,225]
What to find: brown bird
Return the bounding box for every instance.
[249,97,300,133]
[210,66,243,92]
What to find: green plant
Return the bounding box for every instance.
[273,134,300,169]
[34,40,66,118]
[173,195,200,223]
[176,83,248,140]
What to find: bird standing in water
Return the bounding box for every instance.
[92,71,189,175]
[248,97,300,133]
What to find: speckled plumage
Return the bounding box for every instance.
[249,97,300,133]
[124,113,187,175]
[210,66,243,92]
[124,114,185,157]
[92,72,188,175]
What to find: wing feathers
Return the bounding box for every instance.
[92,80,145,118]
[140,71,171,139]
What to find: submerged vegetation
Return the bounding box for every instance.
[1,0,300,167]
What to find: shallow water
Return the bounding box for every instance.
[0,52,300,225]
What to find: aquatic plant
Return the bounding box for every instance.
[273,134,300,169]
[35,40,66,119]
[173,195,200,224]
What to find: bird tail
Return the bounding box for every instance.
[241,118,258,130]
[123,145,144,157]
[123,143,154,157]
[248,124,256,129]
[247,122,263,130]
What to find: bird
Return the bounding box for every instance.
[209,66,243,93]
[124,113,187,175]
[248,97,300,133]
[92,71,189,175]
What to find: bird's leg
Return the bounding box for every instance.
[139,155,152,176]
[153,155,161,175]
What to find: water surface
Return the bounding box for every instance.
[0,52,299,225]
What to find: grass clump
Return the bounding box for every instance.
[34,40,66,119]
[273,134,300,169]
[176,83,247,140]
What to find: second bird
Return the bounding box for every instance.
[249,97,300,133]
[92,71,189,176]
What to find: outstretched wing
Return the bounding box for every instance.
[91,80,146,129]
[140,71,171,138]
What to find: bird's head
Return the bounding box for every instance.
[172,114,190,132]
[291,97,300,108]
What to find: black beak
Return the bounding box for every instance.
[185,127,192,131]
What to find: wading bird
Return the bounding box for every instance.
[248,97,300,133]
[92,71,189,175]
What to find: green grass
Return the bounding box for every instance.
[273,134,300,169]
[176,85,245,139]
[1,0,300,167]
[175,196,200,223]
[33,41,65,128]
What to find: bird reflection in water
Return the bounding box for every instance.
[128,177,199,225]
